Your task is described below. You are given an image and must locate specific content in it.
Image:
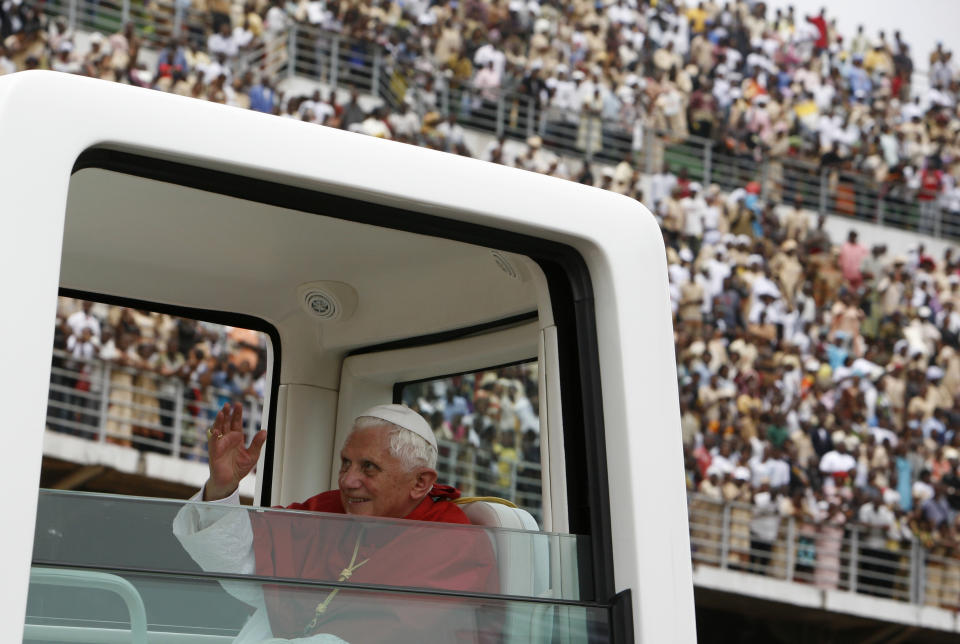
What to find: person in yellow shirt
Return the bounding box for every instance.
[492,431,519,489]
[863,43,893,76]
[686,2,709,34]
[793,94,818,129]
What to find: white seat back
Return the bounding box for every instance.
[460,502,549,595]
[459,501,554,643]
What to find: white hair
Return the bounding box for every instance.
[350,416,438,471]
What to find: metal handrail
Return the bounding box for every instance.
[48,349,543,514]
[436,438,543,523]
[27,567,148,644]
[688,491,960,610]
[34,0,957,239]
[48,349,262,458]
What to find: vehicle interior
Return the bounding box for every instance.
[25,148,621,642]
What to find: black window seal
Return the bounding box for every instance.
[55,287,282,505]
[350,311,538,358]
[70,146,616,605]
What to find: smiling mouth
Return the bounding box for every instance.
[346,497,371,504]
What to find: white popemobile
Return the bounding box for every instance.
[1,71,694,643]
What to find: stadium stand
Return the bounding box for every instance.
[10,0,960,618]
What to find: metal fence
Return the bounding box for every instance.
[47,349,262,461]
[36,0,958,240]
[436,439,543,525]
[42,0,274,80]
[46,349,543,518]
[45,347,960,607]
[688,492,960,610]
[280,23,957,240]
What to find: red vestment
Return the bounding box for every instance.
[250,486,500,642]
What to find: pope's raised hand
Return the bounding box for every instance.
[203,402,267,501]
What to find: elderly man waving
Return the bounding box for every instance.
[174,403,499,643]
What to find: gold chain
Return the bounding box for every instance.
[302,528,369,635]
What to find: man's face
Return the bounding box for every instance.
[338,426,430,518]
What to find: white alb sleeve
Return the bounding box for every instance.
[172,486,264,609]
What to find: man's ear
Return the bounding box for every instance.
[410,467,438,499]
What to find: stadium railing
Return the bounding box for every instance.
[435,438,544,525]
[45,353,960,608]
[37,0,954,240]
[688,491,960,610]
[47,348,263,460]
[46,350,544,519]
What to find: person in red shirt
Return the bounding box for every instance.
[838,230,869,289]
[918,157,944,235]
[806,9,828,52]
[177,403,500,642]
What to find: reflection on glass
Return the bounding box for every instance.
[25,568,606,644]
[34,491,584,601]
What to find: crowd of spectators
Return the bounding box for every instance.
[10,0,960,605]
[671,180,960,606]
[2,1,959,219]
[51,298,268,459]
[50,297,541,502]
[402,363,542,504]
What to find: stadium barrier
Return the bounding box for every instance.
[44,351,960,608]
[35,0,954,239]
[47,348,263,460]
[688,491,960,610]
[46,350,543,519]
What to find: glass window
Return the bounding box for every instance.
[34,491,583,599]
[45,296,271,500]
[29,490,602,642]
[397,361,542,524]
[25,569,605,644]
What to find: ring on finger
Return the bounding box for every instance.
[206,427,224,440]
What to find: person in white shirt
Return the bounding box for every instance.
[819,441,857,487]
[65,326,100,425]
[709,441,737,478]
[749,446,775,489]
[0,43,17,75]
[912,470,935,507]
[706,250,731,300]
[199,53,232,85]
[648,166,677,210]
[66,327,99,365]
[749,482,780,575]
[264,1,290,35]
[551,66,578,114]
[607,0,635,26]
[66,301,102,341]
[436,114,466,150]
[356,107,391,138]
[680,183,707,241]
[387,102,421,141]
[473,42,506,79]
[900,97,923,123]
[702,192,722,234]
[857,495,897,595]
[472,60,502,103]
[208,23,240,58]
[767,450,791,490]
[299,90,334,125]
